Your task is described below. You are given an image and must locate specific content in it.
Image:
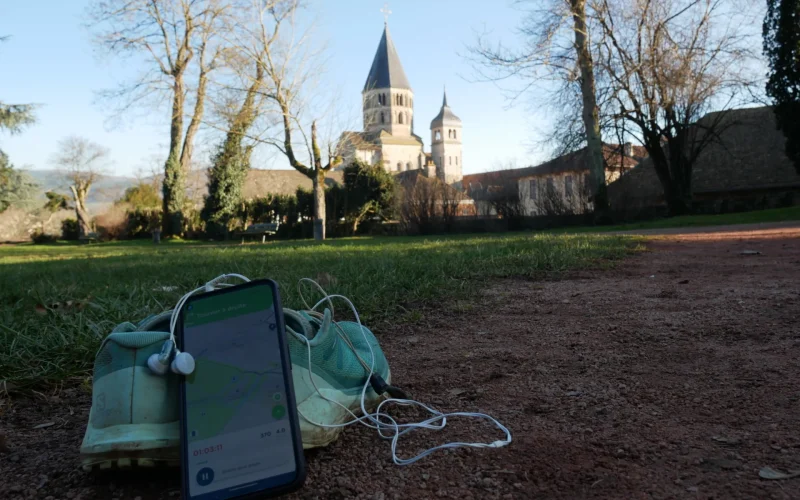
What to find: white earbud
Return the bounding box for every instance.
[147,353,170,375]
[171,350,196,375]
[147,340,175,375]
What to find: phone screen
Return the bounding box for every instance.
[181,282,300,499]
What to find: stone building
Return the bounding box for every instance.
[337,23,463,186]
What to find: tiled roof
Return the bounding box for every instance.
[184,168,344,199]
[607,106,800,205]
[430,91,461,127]
[340,130,423,148]
[463,144,646,200]
[363,25,411,91]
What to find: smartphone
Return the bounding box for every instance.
[177,279,306,500]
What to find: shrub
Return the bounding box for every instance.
[61,218,79,240]
[95,204,130,240]
[31,231,58,244]
[126,208,161,239]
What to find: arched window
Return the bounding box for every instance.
[449,156,452,165]
[398,113,404,124]
[397,162,402,172]
[406,162,411,171]
[453,130,457,139]
[434,130,441,141]
[380,112,385,124]
[455,156,458,165]
[448,130,452,138]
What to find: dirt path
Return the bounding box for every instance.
[2,226,800,499]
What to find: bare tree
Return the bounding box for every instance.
[400,177,438,234]
[468,0,607,210]
[593,0,762,215]
[51,137,111,237]
[87,0,229,236]
[224,0,342,240]
[570,0,606,210]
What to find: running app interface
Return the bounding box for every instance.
[183,285,296,500]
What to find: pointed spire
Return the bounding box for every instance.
[431,86,461,128]
[363,24,411,91]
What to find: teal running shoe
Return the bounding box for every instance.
[80,311,180,471]
[80,307,390,469]
[283,308,391,449]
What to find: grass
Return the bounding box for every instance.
[0,232,638,389]
[562,205,800,234]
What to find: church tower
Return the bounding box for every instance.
[430,90,462,184]
[362,24,414,137]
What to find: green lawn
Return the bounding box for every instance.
[0,232,638,388]
[566,205,800,233]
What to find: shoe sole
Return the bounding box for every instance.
[81,421,180,471]
[81,448,180,471]
[297,367,392,449]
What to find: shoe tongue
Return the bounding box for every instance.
[284,308,333,341]
[283,308,318,339]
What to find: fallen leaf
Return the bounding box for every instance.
[566,391,582,397]
[448,388,468,397]
[34,304,47,315]
[406,336,419,344]
[759,467,800,480]
[32,422,55,429]
[678,279,690,285]
[153,286,178,292]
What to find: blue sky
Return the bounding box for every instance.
[1,0,544,178]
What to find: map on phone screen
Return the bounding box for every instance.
[182,285,297,499]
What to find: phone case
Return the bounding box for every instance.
[177,279,306,499]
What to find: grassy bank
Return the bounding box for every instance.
[0,232,637,388]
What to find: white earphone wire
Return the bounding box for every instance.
[162,273,511,465]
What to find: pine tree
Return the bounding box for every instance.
[764,0,800,174]
[0,150,38,213]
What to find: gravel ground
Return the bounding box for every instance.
[2,225,799,499]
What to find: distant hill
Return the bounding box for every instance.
[20,168,344,212]
[23,170,138,206]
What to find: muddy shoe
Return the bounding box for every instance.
[80,312,180,471]
[284,308,391,449]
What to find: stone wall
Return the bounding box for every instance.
[0,208,73,242]
[380,143,424,173]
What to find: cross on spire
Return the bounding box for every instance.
[381,2,392,24]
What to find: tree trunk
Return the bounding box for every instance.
[666,138,693,216]
[162,74,186,236]
[570,0,607,212]
[647,135,693,217]
[70,184,92,237]
[313,171,326,240]
[180,68,208,173]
